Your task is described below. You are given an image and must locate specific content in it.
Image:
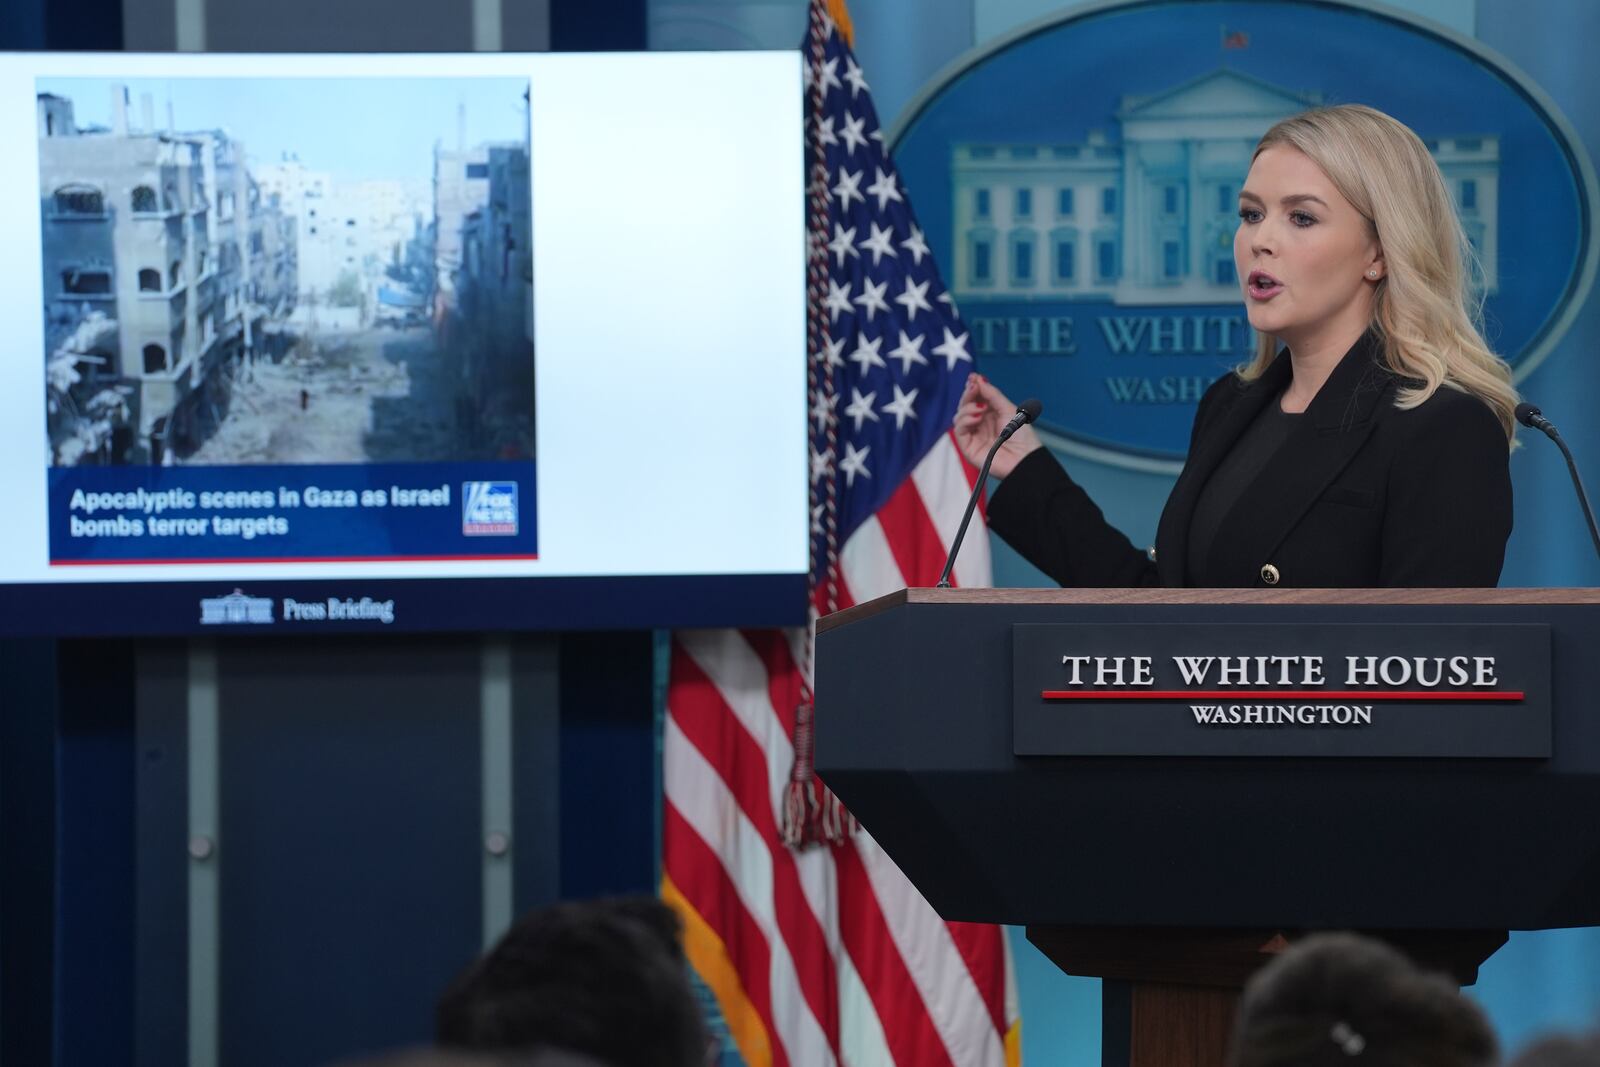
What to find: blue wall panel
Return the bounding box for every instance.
[53,642,136,1067]
[558,632,659,900]
[215,639,483,1067]
[0,641,59,1067]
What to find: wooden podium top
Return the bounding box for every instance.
[817,586,1600,633]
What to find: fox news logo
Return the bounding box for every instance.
[462,481,518,536]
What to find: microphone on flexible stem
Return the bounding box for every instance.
[936,398,1043,588]
[1517,401,1600,564]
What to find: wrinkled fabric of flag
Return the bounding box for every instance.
[805,6,991,604]
[661,4,1019,1066]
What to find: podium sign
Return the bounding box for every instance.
[1012,623,1551,758]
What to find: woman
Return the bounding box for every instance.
[955,105,1518,588]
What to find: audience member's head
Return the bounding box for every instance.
[435,895,709,1067]
[1229,932,1498,1067]
[1509,1032,1600,1067]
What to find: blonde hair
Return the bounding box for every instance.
[1240,105,1519,440]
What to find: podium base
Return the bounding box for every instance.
[1102,980,1237,1067]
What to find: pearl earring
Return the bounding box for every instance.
[1367,269,1378,278]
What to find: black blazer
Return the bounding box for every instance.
[987,332,1513,588]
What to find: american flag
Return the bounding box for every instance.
[660,1,1019,1065]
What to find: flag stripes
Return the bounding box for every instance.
[912,432,992,588]
[665,622,1020,1065]
[664,724,828,1067]
[671,636,841,1058]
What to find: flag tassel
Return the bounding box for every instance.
[782,696,857,848]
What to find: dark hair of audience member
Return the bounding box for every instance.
[435,895,709,1067]
[1509,1032,1600,1067]
[1230,932,1499,1067]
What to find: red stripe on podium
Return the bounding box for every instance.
[1040,690,1526,701]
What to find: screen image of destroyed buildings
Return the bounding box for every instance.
[38,76,534,467]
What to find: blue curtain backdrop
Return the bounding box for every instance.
[649,0,1600,1061]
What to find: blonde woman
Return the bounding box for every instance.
[954,104,1518,588]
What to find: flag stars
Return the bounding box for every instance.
[843,386,880,432]
[809,388,838,431]
[839,441,872,487]
[815,114,838,147]
[810,444,833,486]
[832,168,864,212]
[854,278,890,321]
[881,384,919,430]
[895,278,932,322]
[932,326,972,371]
[901,225,930,265]
[865,167,902,211]
[828,223,860,267]
[857,222,897,266]
[819,335,847,370]
[839,112,869,155]
[815,56,842,95]
[888,330,927,375]
[825,279,854,323]
[844,56,869,97]
[846,332,886,374]
[806,50,971,510]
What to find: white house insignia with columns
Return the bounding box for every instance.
[951,69,1499,306]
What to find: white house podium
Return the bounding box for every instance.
[814,587,1600,1066]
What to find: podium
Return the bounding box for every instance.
[814,588,1600,1067]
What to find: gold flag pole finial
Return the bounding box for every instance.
[825,0,855,48]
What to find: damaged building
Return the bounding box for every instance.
[38,85,295,465]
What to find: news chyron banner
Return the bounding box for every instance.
[41,75,537,564]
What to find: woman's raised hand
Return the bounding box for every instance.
[952,373,1043,480]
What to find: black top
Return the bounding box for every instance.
[986,331,1513,588]
[1185,396,1302,584]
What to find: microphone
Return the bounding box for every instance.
[936,398,1042,588]
[1517,402,1600,564]
[999,398,1044,444]
[1516,402,1554,434]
